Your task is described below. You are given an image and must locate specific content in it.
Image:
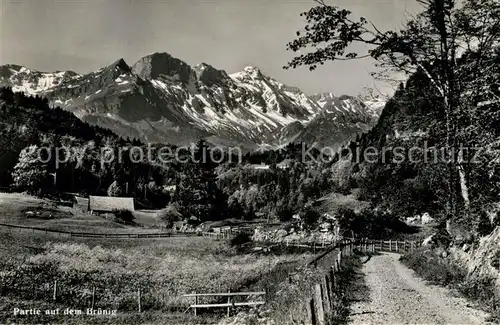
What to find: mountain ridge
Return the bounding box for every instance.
[0,53,385,149]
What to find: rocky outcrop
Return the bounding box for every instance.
[252,226,339,244]
[131,52,196,84]
[449,226,500,292]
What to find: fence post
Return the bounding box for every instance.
[322,275,331,315]
[329,268,336,314]
[307,298,316,325]
[314,284,325,325]
[91,286,95,309]
[227,290,231,317]
[395,240,398,252]
[53,280,57,301]
[31,277,35,300]
[389,240,392,252]
[194,291,197,316]
[137,288,142,313]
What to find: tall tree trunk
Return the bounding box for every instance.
[457,162,470,208]
[444,94,456,219]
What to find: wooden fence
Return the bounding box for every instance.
[0,222,195,239]
[4,279,145,313]
[201,231,232,240]
[183,291,266,316]
[304,238,420,325]
[355,238,420,254]
[284,237,334,249]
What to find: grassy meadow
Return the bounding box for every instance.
[0,193,314,324]
[0,192,162,233]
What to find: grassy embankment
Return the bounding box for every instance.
[401,247,500,323]
[234,245,368,325]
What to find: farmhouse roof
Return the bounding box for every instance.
[89,196,135,212]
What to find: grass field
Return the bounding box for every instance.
[0,192,159,233]
[0,193,314,324]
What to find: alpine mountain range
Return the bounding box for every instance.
[0,52,385,150]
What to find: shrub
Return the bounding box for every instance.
[400,248,466,286]
[229,232,252,247]
[338,208,418,239]
[157,205,182,228]
[107,181,125,197]
[401,248,500,322]
[277,206,294,222]
[112,209,135,225]
[301,207,320,230]
[474,210,495,236]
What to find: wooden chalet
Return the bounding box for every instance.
[88,196,135,215]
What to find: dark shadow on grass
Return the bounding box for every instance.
[350,311,376,316]
[328,252,371,325]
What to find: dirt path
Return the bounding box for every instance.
[349,252,492,325]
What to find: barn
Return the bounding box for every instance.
[88,196,135,215]
[74,196,89,212]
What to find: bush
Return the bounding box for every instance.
[400,248,465,286]
[277,206,294,222]
[107,181,125,197]
[301,207,321,230]
[157,204,182,228]
[229,232,252,247]
[112,209,135,225]
[337,207,419,239]
[401,248,500,322]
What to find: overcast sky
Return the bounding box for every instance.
[0,0,423,96]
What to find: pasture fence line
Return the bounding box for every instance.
[0,276,145,313]
[0,222,197,239]
[201,231,232,240]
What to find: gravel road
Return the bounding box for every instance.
[348,252,493,325]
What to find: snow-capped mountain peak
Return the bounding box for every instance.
[0,64,80,96]
[0,53,384,149]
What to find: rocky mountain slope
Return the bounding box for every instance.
[0,53,383,149]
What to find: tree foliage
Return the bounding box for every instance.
[11,145,49,196]
[285,0,500,225]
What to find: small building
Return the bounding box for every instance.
[220,226,232,234]
[75,196,89,212]
[88,196,135,215]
